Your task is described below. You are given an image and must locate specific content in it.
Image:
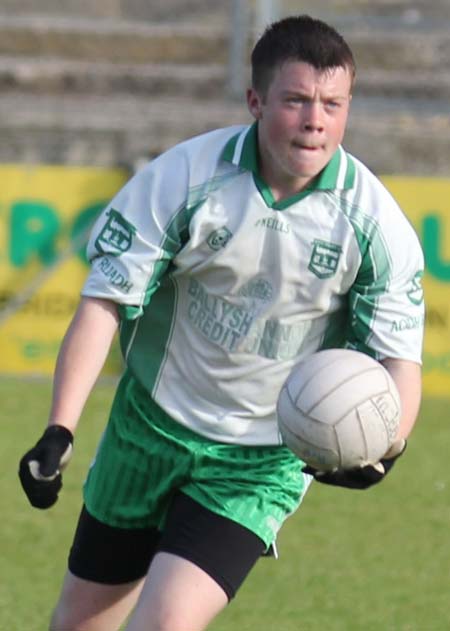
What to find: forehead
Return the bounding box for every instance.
[269,60,353,95]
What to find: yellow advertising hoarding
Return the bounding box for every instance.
[382,177,450,398]
[0,166,449,397]
[0,164,129,376]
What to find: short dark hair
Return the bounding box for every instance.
[251,15,356,96]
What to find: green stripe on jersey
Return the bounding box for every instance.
[118,201,192,322]
[119,200,191,371]
[221,131,240,163]
[328,191,392,351]
[121,274,178,394]
[344,154,356,188]
[120,170,244,389]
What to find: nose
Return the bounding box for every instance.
[301,102,324,132]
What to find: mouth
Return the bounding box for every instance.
[292,142,322,152]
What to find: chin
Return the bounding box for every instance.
[292,164,324,179]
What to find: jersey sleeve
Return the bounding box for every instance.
[346,200,425,364]
[81,148,191,319]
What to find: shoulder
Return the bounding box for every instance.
[345,153,399,208]
[344,153,414,231]
[114,125,248,208]
[175,125,249,156]
[339,152,424,273]
[341,151,421,246]
[149,125,248,174]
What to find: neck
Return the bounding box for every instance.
[260,164,313,202]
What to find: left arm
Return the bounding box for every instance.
[303,358,422,489]
[380,357,422,440]
[305,186,424,488]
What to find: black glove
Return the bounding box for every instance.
[302,439,407,490]
[19,425,74,509]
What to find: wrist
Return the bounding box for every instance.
[44,425,74,442]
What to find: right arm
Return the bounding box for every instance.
[48,295,119,434]
[21,142,193,508]
[19,296,119,508]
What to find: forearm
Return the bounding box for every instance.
[381,357,422,440]
[48,296,119,433]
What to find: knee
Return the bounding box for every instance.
[49,571,142,631]
[49,600,87,631]
[128,603,192,631]
[49,602,75,631]
[49,594,98,631]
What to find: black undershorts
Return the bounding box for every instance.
[68,491,266,600]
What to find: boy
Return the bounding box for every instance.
[19,15,424,631]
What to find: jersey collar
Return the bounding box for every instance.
[222,123,355,208]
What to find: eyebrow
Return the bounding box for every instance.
[281,90,349,100]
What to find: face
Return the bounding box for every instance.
[247,61,352,198]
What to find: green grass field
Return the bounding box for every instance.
[1,376,449,631]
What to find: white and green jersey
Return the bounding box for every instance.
[82,124,425,446]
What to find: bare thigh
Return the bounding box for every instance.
[125,552,228,631]
[50,570,144,631]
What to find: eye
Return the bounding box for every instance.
[285,95,307,105]
[325,100,342,111]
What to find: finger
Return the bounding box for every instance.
[313,471,344,485]
[383,439,407,460]
[301,465,318,476]
[367,462,385,475]
[59,443,73,470]
[28,459,60,481]
[38,443,72,478]
[358,464,385,483]
[19,463,62,508]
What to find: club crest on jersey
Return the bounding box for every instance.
[95,208,136,256]
[406,270,424,305]
[207,227,232,251]
[239,278,273,302]
[308,239,342,278]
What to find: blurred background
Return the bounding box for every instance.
[1,0,449,391]
[0,0,449,171]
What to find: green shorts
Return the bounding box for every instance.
[84,371,310,548]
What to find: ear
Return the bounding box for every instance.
[247,87,263,120]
